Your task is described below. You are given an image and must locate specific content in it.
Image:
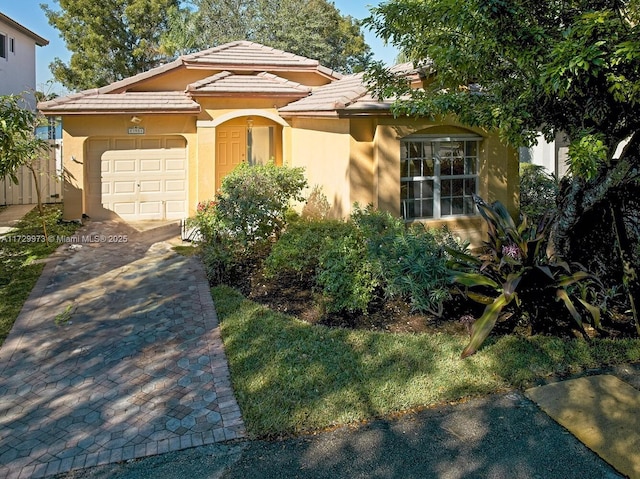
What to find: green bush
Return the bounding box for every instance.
[214,162,307,245]
[316,227,380,314]
[190,162,307,285]
[263,219,352,282]
[377,226,461,316]
[189,200,218,243]
[350,205,466,316]
[312,206,465,317]
[519,163,558,224]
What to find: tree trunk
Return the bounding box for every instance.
[554,135,640,331]
[27,162,49,245]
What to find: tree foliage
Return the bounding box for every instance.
[162,0,372,73]
[365,0,640,329]
[366,0,640,150]
[0,94,53,234]
[43,0,179,90]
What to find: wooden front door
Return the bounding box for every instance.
[216,126,247,192]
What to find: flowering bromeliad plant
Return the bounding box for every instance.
[447,196,600,358]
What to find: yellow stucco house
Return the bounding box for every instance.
[38,41,518,245]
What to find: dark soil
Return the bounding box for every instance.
[218,264,637,341]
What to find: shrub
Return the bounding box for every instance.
[316,227,380,314]
[351,205,466,316]
[189,200,218,243]
[190,163,307,287]
[301,185,331,220]
[377,225,465,316]
[312,205,466,317]
[201,240,234,286]
[263,219,352,283]
[519,163,558,224]
[214,162,307,245]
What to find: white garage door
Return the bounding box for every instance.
[101,146,187,221]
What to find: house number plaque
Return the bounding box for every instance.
[128,126,145,135]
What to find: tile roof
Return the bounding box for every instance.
[183,42,340,78]
[38,41,342,114]
[278,73,382,116]
[186,71,311,96]
[38,91,200,114]
[279,63,428,117]
[94,41,341,96]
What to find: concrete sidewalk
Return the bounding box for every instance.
[56,364,640,479]
[0,204,36,234]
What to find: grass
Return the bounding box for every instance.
[0,205,80,345]
[213,285,640,438]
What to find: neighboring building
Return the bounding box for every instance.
[519,133,570,178]
[0,12,58,207]
[0,12,49,98]
[38,41,518,245]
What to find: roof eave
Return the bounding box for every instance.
[0,13,49,46]
[38,108,201,116]
[189,92,310,99]
[278,110,340,118]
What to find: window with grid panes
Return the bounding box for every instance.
[400,136,480,220]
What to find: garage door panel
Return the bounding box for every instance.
[139,202,162,214]
[113,160,136,173]
[141,139,162,149]
[139,180,162,193]
[140,159,162,172]
[165,159,185,171]
[165,179,185,192]
[113,203,136,216]
[166,201,186,214]
[113,181,136,194]
[100,138,187,220]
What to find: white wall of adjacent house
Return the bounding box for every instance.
[521,133,632,179]
[0,19,37,100]
[519,133,570,178]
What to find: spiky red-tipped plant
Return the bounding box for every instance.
[447,196,600,358]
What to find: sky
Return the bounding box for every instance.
[1,1,399,95]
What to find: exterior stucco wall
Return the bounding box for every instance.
[58,107,518,249]
[288,117,351,218]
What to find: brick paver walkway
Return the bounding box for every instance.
[0,221,245,479]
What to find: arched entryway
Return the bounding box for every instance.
[215,115,284,191]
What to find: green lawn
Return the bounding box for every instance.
[213,285,640,438]
[0,205,80,345]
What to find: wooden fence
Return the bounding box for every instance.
[0,140,63,205]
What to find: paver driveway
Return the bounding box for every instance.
[0,221,245,479]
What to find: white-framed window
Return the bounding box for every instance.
[9,37,15,54]
[401,135,481,220]
[0,34,6,59]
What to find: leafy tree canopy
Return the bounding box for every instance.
[43,0,179,91]
[365,0,640,154]
[162,0,372,73]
